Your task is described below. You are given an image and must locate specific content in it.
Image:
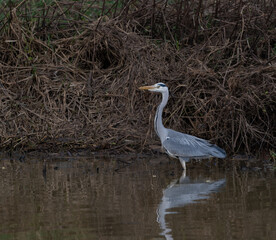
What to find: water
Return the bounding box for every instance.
[0,154,275,240]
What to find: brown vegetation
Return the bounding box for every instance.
[0,1,275,155]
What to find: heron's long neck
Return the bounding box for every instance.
[154,90,168,142]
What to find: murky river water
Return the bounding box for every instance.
[0,154,275,240]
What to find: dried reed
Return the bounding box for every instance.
[0,1,275,155]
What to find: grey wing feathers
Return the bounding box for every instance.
[163,129,226,159]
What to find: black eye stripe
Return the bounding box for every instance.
[158,83,166,87]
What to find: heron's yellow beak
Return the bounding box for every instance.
[139,85,155,90]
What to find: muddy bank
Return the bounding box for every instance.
[0,1,275,155]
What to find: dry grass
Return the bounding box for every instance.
[0,1,275,155]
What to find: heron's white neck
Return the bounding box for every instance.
[154,89,169,142]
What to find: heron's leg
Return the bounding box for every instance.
[179,157,189,170]
[181,160,186,170]
[179,169,186,183]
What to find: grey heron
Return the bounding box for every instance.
[139,82,226,170]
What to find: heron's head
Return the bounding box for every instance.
[139,82,168,93]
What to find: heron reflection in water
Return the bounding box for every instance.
[139,83,226,170]
[157,173,226,240]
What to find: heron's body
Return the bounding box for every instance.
[139,82,226,169]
